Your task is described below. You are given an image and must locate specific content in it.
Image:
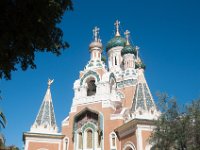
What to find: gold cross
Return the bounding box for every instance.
[92,26,99,42]
[114,20,120,36]
[124,30,130,45]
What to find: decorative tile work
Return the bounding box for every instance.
[136,83,145,110]
[143,83,154,110]
[80,70,100,85]
[117,79,137,88]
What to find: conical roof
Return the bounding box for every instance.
[31,79,58,133]
[131,69,156,112]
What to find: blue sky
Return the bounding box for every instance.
[1,0,200,148]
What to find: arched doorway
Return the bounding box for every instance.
[123,142,136,150]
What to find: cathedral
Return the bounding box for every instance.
[23,20,159,150]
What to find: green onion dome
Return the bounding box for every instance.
[121,45,136,56]
[135,60,146,70]
[106,36,126,52]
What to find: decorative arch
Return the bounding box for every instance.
[110,132,117,149]
[63,137,69,150]
[109,73,117,93]
[109,72,116,83]
[80,70,100,85]
[117,91,125,99]
[73,108,104,149]
[123,141,136,150]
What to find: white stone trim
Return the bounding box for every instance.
[109,132,117,150]
[63,137,69,150]
[24,136,62,150]
[136,124,154,150]
[123,141,136,150]
[62,116,69,126]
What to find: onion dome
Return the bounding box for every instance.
[121,45,136,56]
[121,30,136,56]
[135,58,146,70]
[106,20,126,52]
[89,40,103,50]
[106,36,126,51]
[89,26,103,50]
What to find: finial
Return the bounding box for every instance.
[135,46,139,59]
[92,26,100,42]
[48,79,54,88]
[114,20,120,36]
[124,30,130,45]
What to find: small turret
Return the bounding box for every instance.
[121,30,136,69]
[89,26,103,61]
[106,20,126,71]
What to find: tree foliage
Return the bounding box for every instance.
[0,0,73,80]
[0,111,6,129]
[150,93,200,150]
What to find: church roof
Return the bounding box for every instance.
[131,69,156,112]
[31,79,58,133]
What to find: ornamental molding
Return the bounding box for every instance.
[80,70,100,85]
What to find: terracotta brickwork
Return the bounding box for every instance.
[28,142,59,150]
[142,130,152,150]
[120,132,137,150]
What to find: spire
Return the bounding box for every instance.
[114,20,120,36]
[31,79,58,134]
[131,70,158,119]
[124,30,130,45]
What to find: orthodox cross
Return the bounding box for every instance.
[124,30,130,45]
[93,26,99,42]
[48,79,54,88]
[114,20,120,36]
[135,46,139,59]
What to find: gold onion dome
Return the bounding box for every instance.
[89,40,103,50]
[89,26,103,50]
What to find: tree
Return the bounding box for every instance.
[150,93,200,150]
[186,99,200,149]
[0,0,73,80]
[0,111,6,129]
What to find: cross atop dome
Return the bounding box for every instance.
[114,20,121,36]
[92,26,100,42]
[124,30,130,45]
[135,46,139,59]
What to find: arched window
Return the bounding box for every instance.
[78,132,83,149]
[110,78,115,93]
[125,147,134,150]
[110,132,117,149]
[63,137,69,150]
[115,56,117,65]
[86,129,93,148]
[86,78,96,96]
[97,131,102,148]
[123,142,136,150]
